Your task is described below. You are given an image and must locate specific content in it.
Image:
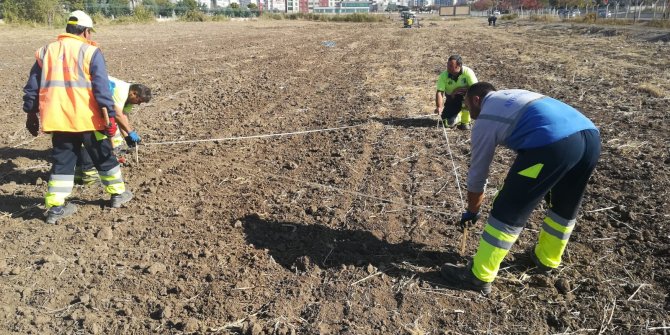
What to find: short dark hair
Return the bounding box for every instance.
[466,82,497,99]
[448,54,463,66]
[66,17,88,35]
[130,84,152,102]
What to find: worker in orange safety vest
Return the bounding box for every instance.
[22,10,133,224]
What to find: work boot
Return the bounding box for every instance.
[110,190,133,208]
[46,203,77,224]
[530,249,554,274]
[440,263,492,295]
[457,123,471,130]
[443,115,459,128]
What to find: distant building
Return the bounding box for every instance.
[313,1,371,13]
[257,0,285,11]
[286,0,298,12]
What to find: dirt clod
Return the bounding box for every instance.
[96,227,113,240]
[145,263,167,274]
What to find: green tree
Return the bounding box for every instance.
[155,0,175,16]
[108,0,130,17]
[1,0,25,22]
[63,0,86,11]
[132,4,155,20]
[83,0,103,15]
[230,2,240,8]
[247,2,257,9]
[2,0,63,25]
[142,0,158,14]
[175,0,197,15]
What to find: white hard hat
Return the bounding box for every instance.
[68,10,95,31]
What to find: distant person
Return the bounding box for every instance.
[440,82,601,294]
[404,16,413,28]
[434,55,478,130]
[22,10,133,224]
[488,15,497,26]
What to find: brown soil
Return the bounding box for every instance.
[0,18,669,334]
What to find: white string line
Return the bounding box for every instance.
[141,112,439,147]
[440,122,466,209]
[235,164,456,218]
[142,124,366,146]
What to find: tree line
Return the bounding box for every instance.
[0,0,260,24]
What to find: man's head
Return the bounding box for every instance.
[66,10,94,39]
[464,82,497,119]
[128,84,152,105]
[447,54,463,76]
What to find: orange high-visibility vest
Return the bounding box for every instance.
[36,33,106,132]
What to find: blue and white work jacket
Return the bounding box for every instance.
[467,89,598,193]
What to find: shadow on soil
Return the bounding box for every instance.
[0,147,50,160]
[0,162,50,184]
[371,116,439,128]
[0,194,44,220]
[242,214,461,283]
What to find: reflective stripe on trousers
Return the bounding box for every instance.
[99,164,125,195]
[45,174,74,208]
[472,216,522,283]
[535,209,576,269]
[460,109,471,124]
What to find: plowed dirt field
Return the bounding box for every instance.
[1,18,669,334]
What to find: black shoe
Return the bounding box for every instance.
[110,190,133,208]
[440,263,492,295]
[530,250,554,274]
[443,115,458,128]
[457,123,471,130]
[46,203,77,224]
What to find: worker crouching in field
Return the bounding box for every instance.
[22,10,133,224]
[434,55,478,130]
[441,82,601,294]
[488,15,497,26]
[76,77,152,185]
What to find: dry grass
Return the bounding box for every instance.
[638,83,667,98]
[529,15,560,22]
[609,138,649,156]
[647,19,670,28]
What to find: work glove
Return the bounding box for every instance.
[124,131,141,147]
[26,113,40,137]
[105,116,117,137]
[460,210,480,230]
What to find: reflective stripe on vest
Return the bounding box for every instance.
[109,76,131,112]
[36,33,105,132]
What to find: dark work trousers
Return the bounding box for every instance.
[46,131,121,207]
[78,146,96,171]
[490,129,601,228]
[440,93,465,120]
[52,132,118,175]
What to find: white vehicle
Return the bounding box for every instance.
[493,10,501,16]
